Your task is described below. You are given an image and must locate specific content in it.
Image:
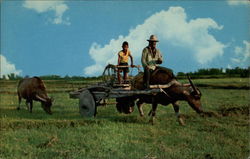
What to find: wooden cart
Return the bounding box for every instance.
[69,64,162,117]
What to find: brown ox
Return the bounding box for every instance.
[134,67,203,125]
[116,67,204,125]
[17,77,53,114]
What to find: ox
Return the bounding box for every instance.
[135,68,203,125]
[17,77,53,114]
[116,67,205,125]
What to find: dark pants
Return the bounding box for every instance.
[118,62,129,83]
[118,62,129,73]
[143,67,153,88]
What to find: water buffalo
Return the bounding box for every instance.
[116,67,204,125]
[17,77,53,114]
[133,67,203,125]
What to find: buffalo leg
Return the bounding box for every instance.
[172,102,185,126]
[29,100,33,113]
[25,100,29,111]
[17,95,22,110]
[136,100,144,117]
[149,102,158,125]
[172,102,180,117]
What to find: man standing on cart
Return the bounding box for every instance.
[117,41,134,84]
[141,35,163,89]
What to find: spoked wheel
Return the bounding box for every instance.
[102,64,117,85]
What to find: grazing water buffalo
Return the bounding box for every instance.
[17,77,53,114]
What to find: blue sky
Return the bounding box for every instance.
[1,0,249,77]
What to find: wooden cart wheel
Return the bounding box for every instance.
[79,90,96,117]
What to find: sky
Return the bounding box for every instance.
[1,0,249,77]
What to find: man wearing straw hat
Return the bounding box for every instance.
[141,35,163,89]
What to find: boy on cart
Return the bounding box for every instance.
[117,41,134,84]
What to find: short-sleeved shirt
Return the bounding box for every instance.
[141,46,163,70]
[118,50,131,63]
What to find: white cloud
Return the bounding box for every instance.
[231,40,250,66]
[0,55,22,78]
[84,6,225,76]
[84,64,104,76]
[227,0,249,5]
[23,0,70,25]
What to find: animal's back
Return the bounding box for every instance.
[131,67,176,90]
[17,77,46,99]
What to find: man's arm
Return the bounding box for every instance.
[129,54,134,67]
[141,48,148,68]
[118,53,121,65]
[156,50,163,64]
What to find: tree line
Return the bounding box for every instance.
[0,74,102,80]
[177,67,250,78]
[1,67,249,80]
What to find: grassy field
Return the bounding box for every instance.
[0,78,249,159]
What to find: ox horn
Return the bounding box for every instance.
[36,95,47,102]
[187,74,199,95]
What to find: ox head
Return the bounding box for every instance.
[36,95,53,114]
[183,75,203,114]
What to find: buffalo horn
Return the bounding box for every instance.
[36,95,47,102]
[187,74,199,94]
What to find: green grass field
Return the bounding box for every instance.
[0,78,249,159]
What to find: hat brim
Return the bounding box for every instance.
[147,39,159,42]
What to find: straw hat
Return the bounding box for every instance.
[147,35,159,42]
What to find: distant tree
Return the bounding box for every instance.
[2,75,7,80]
[176,67,249,78]
[7,73,15,80]
[40,75,62,80]
[177,72,185,76]
[64,75,70,79]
